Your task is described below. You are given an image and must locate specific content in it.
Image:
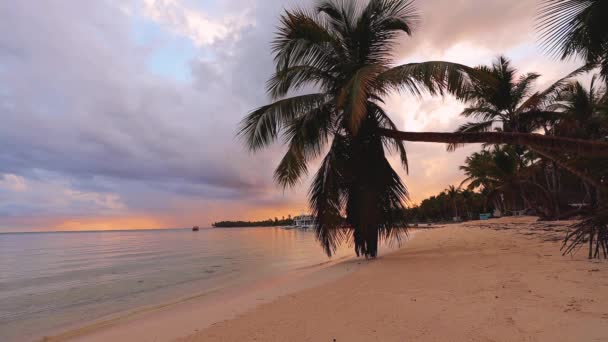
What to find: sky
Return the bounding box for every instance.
[0,0,583,232]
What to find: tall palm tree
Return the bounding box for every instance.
[239,0,475,257]
[537,0,608,81]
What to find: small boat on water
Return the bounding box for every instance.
[192,226,199,231]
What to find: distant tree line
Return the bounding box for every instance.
[212,215,294,228]
[405,188,492,223]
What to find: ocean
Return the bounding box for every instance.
[0,227,396,341]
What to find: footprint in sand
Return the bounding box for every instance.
[564,299,582,312]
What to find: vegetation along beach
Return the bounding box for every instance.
[1,0,608,341]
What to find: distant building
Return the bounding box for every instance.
[293,215,314,229]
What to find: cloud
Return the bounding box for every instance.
[142,0,254,47]
[0,172,126,218]
[0,0,584,230]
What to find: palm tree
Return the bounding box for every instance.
[445,185,461,220]
[548,77,608,207]
[447,56,587,142]
[460,145,558,218]
[551,76,608,140]
[239,0,475,258]
[537,0,608,81]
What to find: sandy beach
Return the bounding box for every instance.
[183,217,608,342]
[52,217,608,342]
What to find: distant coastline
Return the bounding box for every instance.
[212,217,294,228]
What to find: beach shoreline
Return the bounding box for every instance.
[42,252,361,342]
[49,217,608,341]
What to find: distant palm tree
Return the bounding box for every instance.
[449,56,581,142]
[239,0,475,257]
[445,185,461,219]
[537,0,608,81]
[551,76,608,140]
[549,77,608,206]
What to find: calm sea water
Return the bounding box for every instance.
[0,227,391,341]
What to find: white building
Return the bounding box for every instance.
[293,215,314,229]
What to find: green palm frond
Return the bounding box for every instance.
[511,73,541,106]
[316,0,358,37]
[310,134,350,256]
[460,106,503,121]
[372,102,409,172]
[517,64,596,112]
[275,104,335,188]
[378,61,475,98]
[338,64,385,134]
[273,9,341,72]
[354,0,419,64]
[267,65,337,99]
[239,93,328,151]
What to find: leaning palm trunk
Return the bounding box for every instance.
[379,129,608,157]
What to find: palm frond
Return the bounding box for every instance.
[273,9,340,72]
[460,105,503,121]
[536,0,598,59]
[511,73,541,106]
[517,64,596,112]
[238,94,327,151]
[338,64,385,134]
[274,104,335,188]
[378,61,475,98]
[267,65,337,99]
[354,0,419,64]
[372,102,409,172]
[310,134,350,256]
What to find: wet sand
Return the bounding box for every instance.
[53,217,608,341]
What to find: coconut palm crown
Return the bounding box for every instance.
[238,0,474,257]
[452,56,584,136]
